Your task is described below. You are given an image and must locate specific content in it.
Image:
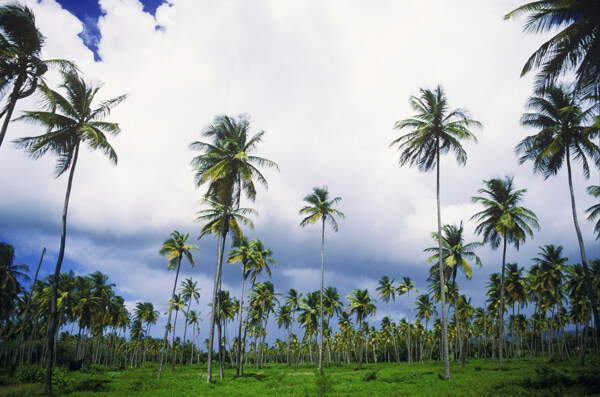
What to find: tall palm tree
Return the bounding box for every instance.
[0,3,74,149]
[505,0,600,97]
[504,263,528,363]
[299,186,344,373]
[390,85,480,379]
[190,114,277,383]
[346,288,376,369]
[515,83,599,335]
[322,286,342,365]
[397,277,418,364]
[180,278,200,369]
[425,222,482,367]
[376,276,400,364]
[14,70,125,393]
[471,176,539,369]
[194,195,257,381]
[156,231,198,379]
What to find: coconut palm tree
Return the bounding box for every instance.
[346,288,376,369]
[505,0,600,97]
[14,70,125,393]
[471,176,539,369]
[190,114,277,382]
[376,276,400,363]
[323,286,342,365]
[0,3,74,149]
[586,185,600,239]
[156,231,198,379]
[504,263,528,363]
[187,309,200,364]
[299,186,344,373]
[397,277,418,364]
[390,85,480,379]
[425,222,482,367]
[516,83,599,334]
[194,195,257,380]
[180,278,200,369]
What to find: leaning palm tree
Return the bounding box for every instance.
[299,186,344,373]
[424,222,483,368]
[14,70,125,394]
[156,231,198,379]
[390,85,480,379]
[505,0,600,97]
[471,176,539,369]
[346,288,376,369]
[190,114,277,383]
[0,3,74,149]
[515,82,599,336]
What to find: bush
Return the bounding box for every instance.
[314,371,333,396]
[80,364,107,374]
[47,367,70,391]
[362,370,377,382]
[15,364,43,382]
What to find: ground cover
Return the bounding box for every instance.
[1,357,599,396]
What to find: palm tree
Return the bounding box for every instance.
[346,288,376,369]
[299,186,344,373]
[425,222,482,367]
[0,3,74,149]
[515,83,599,336]
[239,239,276,374]
[390,85,480,379]
[194,195,257,381]
[187,310,200,364]
[156,231,198,379]
[397,277,418,364]
[471,176,539,369]
[504,263,528,362]
[190,114,277,383]
[180,278,200,369]
[586,185,600,239]
[322,286,342,365]
[376,276,399,363]
[505,0,600,97]
[14,70,125,393]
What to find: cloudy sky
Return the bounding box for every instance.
[1,0,598,343]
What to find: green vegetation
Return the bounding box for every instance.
[1,358,599,396]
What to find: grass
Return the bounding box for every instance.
[1,357,598,396]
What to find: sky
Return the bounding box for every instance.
[1,0,598,344]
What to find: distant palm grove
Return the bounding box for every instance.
[0,1,599,395]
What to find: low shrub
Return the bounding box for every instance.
[314,371,333,396]
[15,364,42,382]
[362,370,377,382]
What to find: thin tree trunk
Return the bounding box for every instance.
[436,138,451,380]
[565,153,598,346]
[18,247,45,364]
[319,217,325,373]
[499,236,507,369]
[157,257,182,379]
[45,142,79,395]
[236,268,246,376]
[207,223,227,383]
[0,71,24,149]
[180,299,192,369]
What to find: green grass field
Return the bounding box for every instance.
[1,358,599,396]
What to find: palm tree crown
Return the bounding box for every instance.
[299,186,344,230]
[505,0,600,96]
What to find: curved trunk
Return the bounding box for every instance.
[565,151,598,345]
[319,216,325,373]
[45,142,80,394]
[436,137,451,380]
[157,256,182,378]
[0,71,25,149]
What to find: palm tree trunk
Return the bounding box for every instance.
[44,142,79,395]
[157,256,182,379]
[207,221,228,383]
[180,299,192,369]
[565,153,598,346]
[171,309,179,371]
[236,268,246,376]
[436,138,451,380]
[0,71,24,149]
[499,236,507,369]
[319,217,325,373]
[241,279,256,376]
